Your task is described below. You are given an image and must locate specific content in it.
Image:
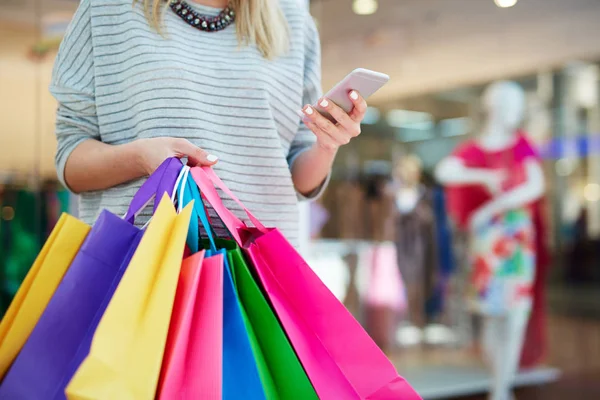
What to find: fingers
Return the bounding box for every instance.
[172,139,218,166]
[302,118,339,152]
[302,105,350,148]
[302,105,340,138]
[317,97,360,138]
[348,90,367,123]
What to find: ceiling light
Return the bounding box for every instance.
[353,0,378,16]
[494,0,518,8]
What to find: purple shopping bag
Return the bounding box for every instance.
[0,158,184,400]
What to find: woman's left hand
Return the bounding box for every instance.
[301,90,367,153]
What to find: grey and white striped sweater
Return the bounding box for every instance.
[51,0,325,245]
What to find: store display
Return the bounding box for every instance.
[436,81,546,400]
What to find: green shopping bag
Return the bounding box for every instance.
[213,239,318,400]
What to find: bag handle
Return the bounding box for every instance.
[201,167,267,232]
[124,158,183,223]
[177,167,218,253]
[138,163,188,230]
[189,167,267,246]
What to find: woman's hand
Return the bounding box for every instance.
[63,137,219,194]
[289,91,366,195]
[301,90,367,153]
[135,137,218,175]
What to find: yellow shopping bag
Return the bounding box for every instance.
[0,214,90,379]
[66,195,192,400]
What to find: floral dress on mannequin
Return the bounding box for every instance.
[446,133,540,316]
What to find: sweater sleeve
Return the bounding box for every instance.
[286,12,331,201]
[50,0,99,190]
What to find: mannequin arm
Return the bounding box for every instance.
[435,156,504,194]
[435,156,498,185]
[469,159,545,230]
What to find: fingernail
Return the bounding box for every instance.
[304,106,314,115]
[207,154,218,163]
[319,98,329,108]
[350,91,358,100]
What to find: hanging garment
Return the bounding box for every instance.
[394,185,436,327]
[428,186,454,319]
[361,242,407,352]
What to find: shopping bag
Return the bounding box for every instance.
[0,158,184,400]
[191,166,421,400]
[224,240,318,399]
[0,213,90,380]
[178,169,266,400]
[158,251,224,400]
[65,195,192,400]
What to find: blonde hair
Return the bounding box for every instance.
[136,0,289,59]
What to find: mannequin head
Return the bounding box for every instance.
[394,154,422,187]
[482,81,526,132]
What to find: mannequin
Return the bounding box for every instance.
[435,81,545,400]
[392,155,434,340]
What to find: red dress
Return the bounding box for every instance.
[445,133,550,368]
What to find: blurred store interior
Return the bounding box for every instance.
[2,0,600,399]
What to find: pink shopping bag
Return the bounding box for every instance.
[157,251,224,400]
[191,167,421,400]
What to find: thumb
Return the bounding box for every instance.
[173,139,218,166]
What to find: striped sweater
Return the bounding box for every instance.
[51,0,325,245]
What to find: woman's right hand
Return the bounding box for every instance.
[135,137,219,175]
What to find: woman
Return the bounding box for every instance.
[52,0,367,245]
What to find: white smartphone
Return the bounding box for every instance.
[315,68,390,122]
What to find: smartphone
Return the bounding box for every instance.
[315,68,390,122]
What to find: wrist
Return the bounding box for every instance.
[120,140,148,177]
[313,142,338,161]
